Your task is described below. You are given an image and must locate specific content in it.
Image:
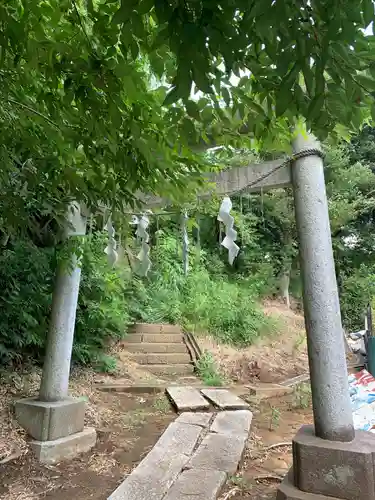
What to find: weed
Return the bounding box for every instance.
[153,395,171,413]
[293,333,306,352]
[269,405,281,431]
[292,382,311,409]
[229,475,252,491]
[93,354,117,374]
[196,351,225,386]
[123,409,149,429]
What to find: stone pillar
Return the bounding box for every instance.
[292,131,354,442]
[15,203,96,463]
[277,132,375,500]
[39,207,86,401]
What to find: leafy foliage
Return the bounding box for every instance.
[0,235,130,366]
[73,233,131,365]
[132,232,277,345]
[0,240,52,364]
[1,0,375,241]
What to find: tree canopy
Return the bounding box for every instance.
[1,0,375,236]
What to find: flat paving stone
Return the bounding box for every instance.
[166,386,210,412]
[210,410,252,437]
[108,451,188,500]
[186,433,247,475]
[164,469,227,500]
[153,421,204,456]
[175,412,213,428]
[200,388,249,410]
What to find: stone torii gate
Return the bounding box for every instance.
[14,131,374,500]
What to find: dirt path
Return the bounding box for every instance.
[219,386,312,499]
[0,390,175,500]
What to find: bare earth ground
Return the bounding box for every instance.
[0,372,175,500]
[0,301,310,500]
[219,389,312,500]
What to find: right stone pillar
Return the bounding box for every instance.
[276,131,375,500]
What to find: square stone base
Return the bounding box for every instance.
[15,396,85,441]
[277,469,341,500]
[277,425,375,500]
[293,425,375,500]
[31,427,97,464]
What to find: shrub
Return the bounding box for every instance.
[0,234,131,366]
[73,233,131,365]
[339,266,375,332]
[0,240,53,364]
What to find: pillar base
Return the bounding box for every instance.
[31,427,97,464]
[276,425,375,500]
[15,396,85,441]
[277,469,341,500]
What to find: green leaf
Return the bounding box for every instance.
[362,0,374,26]
[137,0,154,15]
[222,87,231,106]
[307,94,325,121]
[185,100,201,121]
[192,62,213,94]
[149,52,164,78]
[181,117,196,141]
[163,86,182,106]
[130,39,139,59]
[112,5,130,25]
[356,74,375,91]
[370,102,375,123]
[275,88,293,117]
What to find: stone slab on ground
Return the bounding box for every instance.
[108,451,189,500]
[210,410,252,437]
[96,384,165,394]
[277,469,341,500]
[125,343,187,353]
[153,422,204,456]
[186,433,247,475]
[124,333,184,343]
[164,469,227,500]
[280,374,310,387]
[15,397,85,441]
[30,427,97,464]
[132,353,192,365]
[166,386,210,412]
[200,388,249,410]
[130,323,182,334]
[247,383,294,400]
[147,364,195,376]
[175,412,213,428]
[293,425,375,500]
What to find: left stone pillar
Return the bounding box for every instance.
[15,203,96,463]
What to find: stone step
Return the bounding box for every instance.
[124,343,187,354]
[130,323,182,334]
[147,364,195,376]
[166,386,210,412]
[132,353,192,365]
[124,333,184,344]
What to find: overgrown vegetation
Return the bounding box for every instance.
[0,130,374,367]
[0,235,130,366]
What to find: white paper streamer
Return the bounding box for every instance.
[131,212,152,276]
[104,216,118,267]
[217,196,240,265]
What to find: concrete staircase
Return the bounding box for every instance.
[122,323,195,376]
